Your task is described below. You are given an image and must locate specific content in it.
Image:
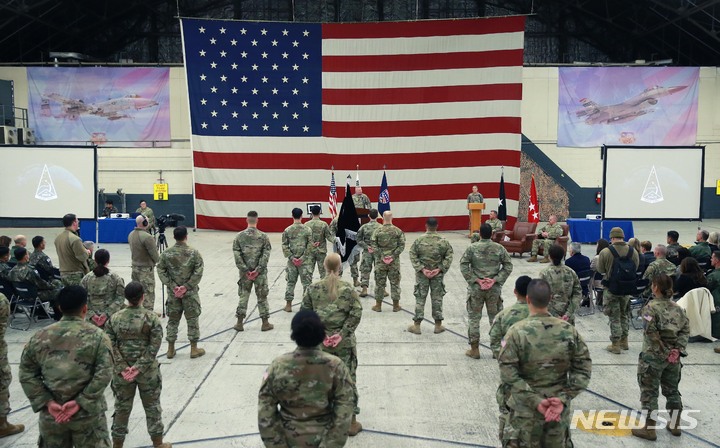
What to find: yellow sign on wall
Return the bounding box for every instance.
[717,180,720,195]
[154,183,169,201]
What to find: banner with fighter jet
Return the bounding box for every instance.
[28,67,170,147]
[558,67,699,147]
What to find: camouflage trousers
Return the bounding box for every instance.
[285,259,312,302]
[60,272,84,287]
[637,355,683,411]
[496,383,511,442]
[0,357,10,417]
[413,273,445,322]
[502,405,573,448]
[603,291,630,342]
[38,411,110,448]
[374,259,401,302]
[111,368,164,439]
[531,238,555,257]
[549,299,575,325]
[321,343,360,415]
[359,250,374,288]
[307,249,327,279]
[132,266,156,312]
[166,291,201,342]
[349,253,360,281]
[467,284,501,344]
[237,272,270,319]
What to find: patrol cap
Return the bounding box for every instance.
[609,227,625,239]
[292,208,303,219]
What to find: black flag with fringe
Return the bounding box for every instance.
[336,182,360,263]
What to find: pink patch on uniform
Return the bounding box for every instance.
[643,314,653,321]
[501,339,506,348]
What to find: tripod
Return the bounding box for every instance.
[156,229,168,317]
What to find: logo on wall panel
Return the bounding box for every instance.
[35,164,58,201]
[641,165,663,204]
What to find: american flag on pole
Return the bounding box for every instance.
[181,17,524,232]
[328,171,338,219]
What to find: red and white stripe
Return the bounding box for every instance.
[191,16,525,232]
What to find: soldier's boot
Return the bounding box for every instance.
[666,409,682,436]
[0,417,24,438]
[539,256,550,263]
[353,277,360,287]
[371,300,382,312]
[348,415,363,436]
[384,290,389,297]
[359,287,368,297]
[619,337,629,350]
[261,317,274,332]
[233,315,245,332]
[434,320,446,334]
[392,301,401,312]
[605,341,622,354]
[631,418,657,441]
[190,342,206,359]
[284,301,293,313]
[465,342,481,359]
[166,342,176,359]
[407,321,421,334]
[527,255,538,262]
[112,438,124,448]
[151,435,172,447]
[714,346,720,353]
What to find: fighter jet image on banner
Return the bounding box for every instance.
[41,93,159,120]
[575,85,687,125]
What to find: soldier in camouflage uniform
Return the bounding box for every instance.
[301,253,363,436]
[0,292,24,439]
[460,223,513,359]
[19,285,113,447]
[9,248,63,319]
[467,185,484,233]
[282,208,313,313]
[356,209,382,297]
[632,273,689,441]
[258,310,355,447]
[54,213,90,286]
[370,211,405,312]
[407,217,453,335]
[233,211,274,332]
[643,245,678,295]
[80,249,126,330]
[305,206,334,280]
[30,236,60,282]
[106,282,171,448]
[352,186,371,210]
[136,200,156,233]
[498,279,592,447]
[0,248,10,282]
[157,226,205,359]
[539,245,582,325]
[129,215,160,312]
[486,210,503,232]
[528,215,564,263]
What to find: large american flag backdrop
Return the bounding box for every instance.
[181,16,524,232]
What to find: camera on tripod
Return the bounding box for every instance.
[156,213,185,234]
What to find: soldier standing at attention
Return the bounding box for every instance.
[527,215,563,263]
[80,249,126,330]
[352,186,371,210]
[54,213,90,286]
[305,206,334,279]
[19,285,114,447]
[258,310,355,447]
[407,217,453,335]
[0,291,24,439]
[460,223,513,359]
[107,282,171,448]
[632,273,689,441]
[370,211,405,313]
[129,215,160,312]
[498,279,592,447]
[233,211,274,332]
[539,245,582,325]
[136,200,156,233]
[157,226,205,359]
[301,253,363,436]
[282,208,313,313]
[357,209,382,297]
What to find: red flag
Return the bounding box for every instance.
[528,175,539,223]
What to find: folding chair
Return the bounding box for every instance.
[576,269,594,316]
[590,271,605,312]
[629,278,650,330]
[10,281,46,331]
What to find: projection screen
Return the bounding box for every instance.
[0,145,97,219]
[603,146,704,220]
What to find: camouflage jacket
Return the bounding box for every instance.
[540,264,582,318]
[128,228,160,267]
[708,268,720,307]
[29,249,57,281]
[489,301,529,358]
[106,305,163,375]
[498,313,592,415]
[666,242,682,260]
[282,222,312,259]
[409,231,453,273]
[0,262,12,282]
[258,347,355,448]
[370,223,405,259]
[233,227,272,272]
[356,221,381,251]
[460,239,513,287]
[8,262,55,290]
[305,218,334,253]
[486,218,503,233]
[301,278,362,349]
[467,192,484,203]
[642,258,677,281]
[0,294,8,361]
[54,229,89,274]
[80,270,126,318]
[19,316,113,416]
[352,194,371,209]
[640,295,690,368]
[157,241,204,292]
[597,242,640,281]
[538,222,564,239]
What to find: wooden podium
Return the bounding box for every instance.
[356,207,370,225]
[468,203,485,237]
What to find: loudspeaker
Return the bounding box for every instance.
[22,128,36,145]
[0,126,18,145]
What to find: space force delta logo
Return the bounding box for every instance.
[571,409,699,430]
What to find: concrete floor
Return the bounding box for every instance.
[1,220,719,448]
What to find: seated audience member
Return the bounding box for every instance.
[102,200,119,218]
[708,251,720,309]
[565,243,591,296]
[0,236,10,248]
[29,236,60,281]
[0,247,11,281]
[628,238,645,274]
[675,247,691,272]
[666,230,681,265]
[8,247,63,319]
[9,235,27,264]
[689,229,712,262]
[640,240,655,266]
[709,232,719,253]
[674,257,708,299]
